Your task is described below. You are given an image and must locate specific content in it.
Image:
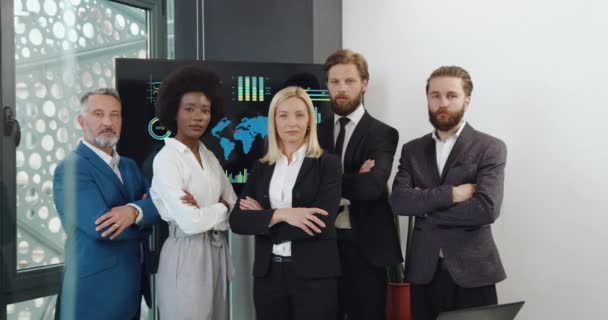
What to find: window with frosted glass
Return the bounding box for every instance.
[14,0,149,270]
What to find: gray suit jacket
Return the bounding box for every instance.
[390,123,507,288]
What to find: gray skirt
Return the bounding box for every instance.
[156,224,232,320]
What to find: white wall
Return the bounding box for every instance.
[343,1,608,319]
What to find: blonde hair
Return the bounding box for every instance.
[260,86,323,164]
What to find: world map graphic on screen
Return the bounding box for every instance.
[116,59,333,191]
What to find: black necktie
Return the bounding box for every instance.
[334,117,350,157]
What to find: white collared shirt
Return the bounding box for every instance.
[150,138,237,235]
[333,104,365,167]
[431,121,467,176]
[332,105,364,229]
[269,145,308,257]
[431,121,466,258]
[81,139,143,223]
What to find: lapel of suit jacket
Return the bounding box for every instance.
[259,162,275,209]
[440,123,475,182]
[343,111,371,172]
[293,157,313,189]
[423,134,442,186]
[75,142,129,201]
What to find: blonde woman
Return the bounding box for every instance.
[230,86,342,320]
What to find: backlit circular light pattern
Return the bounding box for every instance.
[43,100,56,117]
[49,217,62,233]
[56,147,65,160]
[41,134,54,151]
[130,22,139,36]
[63,10,75,26]
[52,21,65,38]
[44,0,58,15]
[38,205,50,219]
[34,81,47,98]
[29,153,42,170]
[115,14,126,29]
[68,29,77,42]
[35,119,46,133]
[14,0,150,274]
[38,17,47,28]
[17,171,28,185]
[32,247,45,263]
[21,47,31,58]
[26,0,41,13]
[18,260,29,269]
[18,241,30,254]
[16,82,29,99]
[15,20,26,34]
[83,22,95,38]
[29,28,43,45]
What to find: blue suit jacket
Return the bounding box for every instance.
[53,142,160,320]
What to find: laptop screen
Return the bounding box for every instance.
[436,301,525,320]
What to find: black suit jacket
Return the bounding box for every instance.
[318,112,403,267]
[391,123,507,288]
[229,152,342,279]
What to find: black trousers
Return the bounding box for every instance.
[254,258,338,320]
[337,229,388,320]
[411,258,498,320]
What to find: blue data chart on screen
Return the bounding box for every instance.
[116,59,333,189]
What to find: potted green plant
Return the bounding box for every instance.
[386,215,414,320]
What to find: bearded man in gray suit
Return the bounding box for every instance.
[391,66,507,320]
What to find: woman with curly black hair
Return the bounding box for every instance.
[150,65,237,320]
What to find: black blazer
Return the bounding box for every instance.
[229,152,342,279]
[391,123,507,287]
[318,112,403,267]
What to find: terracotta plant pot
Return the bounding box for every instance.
[386,282,412,320]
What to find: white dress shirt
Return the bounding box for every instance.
[431,121,466,257]
[431,121,467,175]
[269,145,307,257]
[81,139,143,223]
[333,104,365,229]
[150,138,237,235]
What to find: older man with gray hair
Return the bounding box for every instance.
[53,88,160,320]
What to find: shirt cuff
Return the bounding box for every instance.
[127,203,144,224]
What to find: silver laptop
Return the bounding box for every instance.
[436,301,525,320]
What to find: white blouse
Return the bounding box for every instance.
[269,145,307,257]
[150,138,237,235]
